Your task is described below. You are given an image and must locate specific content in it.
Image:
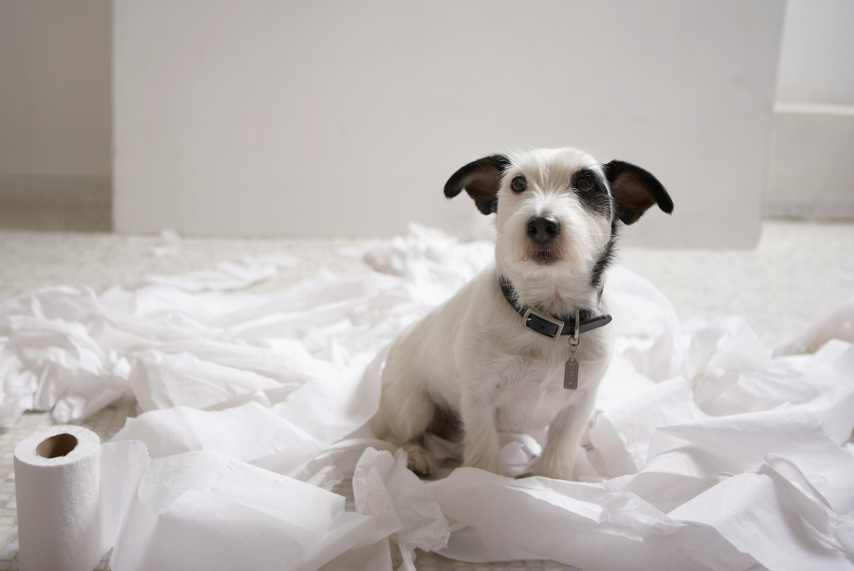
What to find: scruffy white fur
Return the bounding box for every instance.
[373,147,616,479]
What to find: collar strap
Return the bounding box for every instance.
[499,277,612,339]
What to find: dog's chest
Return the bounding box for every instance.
[492,353,576,432]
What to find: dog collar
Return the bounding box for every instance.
[499,276,612,339]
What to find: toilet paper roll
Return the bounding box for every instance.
[14,425,105,571]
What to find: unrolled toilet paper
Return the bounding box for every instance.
[14,425,150,571]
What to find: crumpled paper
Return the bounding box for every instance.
[3,224,854,570]
[144,253,298,291]
[777,296,854,356]
[110,451,388,571]
[352,448,450,570]
[111,402,325,474]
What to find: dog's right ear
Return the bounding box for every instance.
[443,154,510,215]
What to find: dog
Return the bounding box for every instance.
[371,147,672,479]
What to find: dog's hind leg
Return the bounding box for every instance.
[371,377,436,476]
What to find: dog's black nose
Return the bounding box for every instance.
[527,216,561,245]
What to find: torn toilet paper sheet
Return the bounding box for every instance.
[777,296,854,356]
[110,451,391,571]
[352,448,450,571]
[111,401,325,474]
[144,253,299,291]
[2,224,854,570]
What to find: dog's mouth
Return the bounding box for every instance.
[524,246,561,265]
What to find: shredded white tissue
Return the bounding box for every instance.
[150,229,182,257]
[1,224,853,570]
[110,451,383,571]
[112,402,325,474]
[352,448,450,570]
[777,296,854,356]
[145,254,298,291]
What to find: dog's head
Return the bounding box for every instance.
[444,147,672,312]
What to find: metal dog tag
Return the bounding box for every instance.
[563,310,581,390]
[563,353,579,390]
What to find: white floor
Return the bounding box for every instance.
[0,220,852,570]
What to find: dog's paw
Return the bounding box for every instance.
[402,443,434,477]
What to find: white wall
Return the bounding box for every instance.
[776,0,854,105]
[114,0,784,247]
[766,0,854,220]
[0,0,110,179]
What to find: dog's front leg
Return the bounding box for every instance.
[460,381,501,473]
[532,392,596,480]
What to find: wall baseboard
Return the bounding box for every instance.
[765,103,854,220]
[0,174,111,232]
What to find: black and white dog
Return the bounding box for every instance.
[372,147,673,479]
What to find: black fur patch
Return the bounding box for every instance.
[444,154,511,215]
[572,168,611,216]
[591,220,619,288]
[426,405,462,441]
[603,160,673,225]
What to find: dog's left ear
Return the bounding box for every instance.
[603,160,674,225]
[444,154,510,215]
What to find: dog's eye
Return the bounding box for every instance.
[510,175,527,193]
[573,170,596,192]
